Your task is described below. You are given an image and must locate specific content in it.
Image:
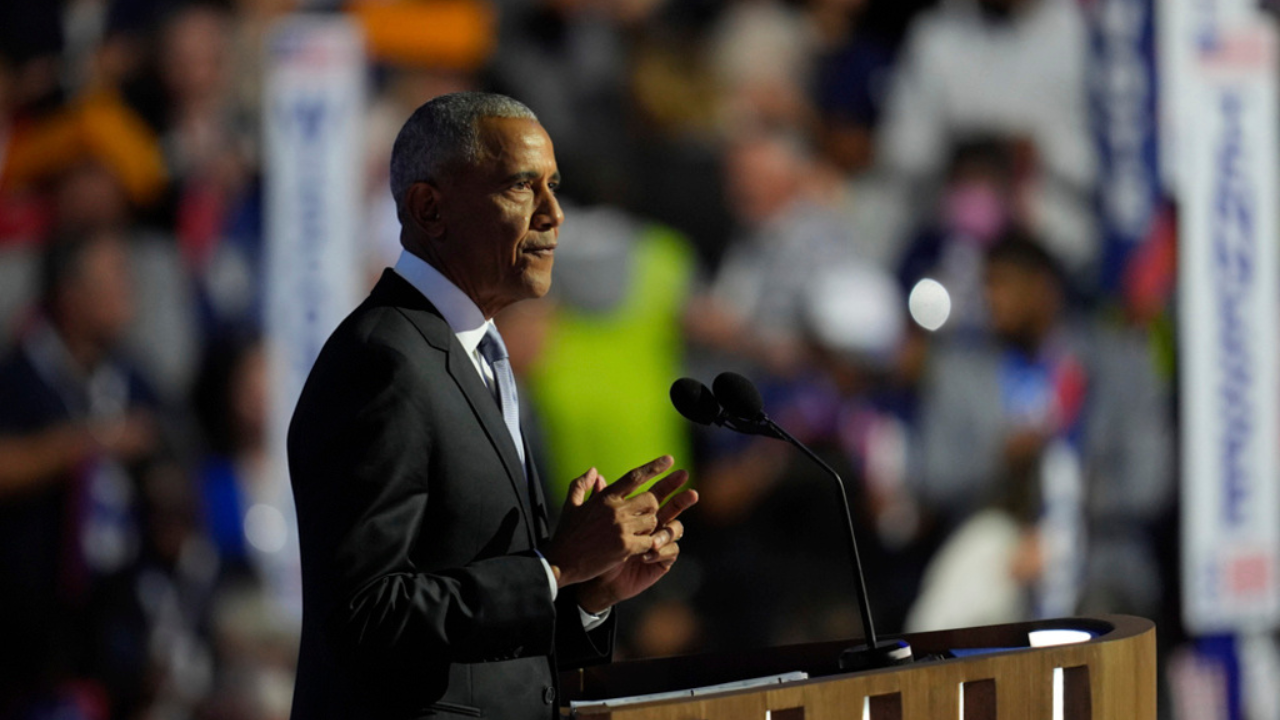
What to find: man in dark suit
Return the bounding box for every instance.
[287,92,697,719]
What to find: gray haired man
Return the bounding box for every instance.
[287,92,698,719]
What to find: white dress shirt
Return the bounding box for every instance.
[393,250,609,629]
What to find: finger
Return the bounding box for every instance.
[643,540,680,563]
[645,469,691,507]
[618,470,687,518]
[566,468,598,508]
[656,488,699,527]
[626,532,655,556]
[593,473,608,494]
[651,520,683,549]
[601,455,674,498]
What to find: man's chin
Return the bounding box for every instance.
[520,264,553,298]
[527,275,552,299]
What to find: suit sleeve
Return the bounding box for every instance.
[289,328,556,675]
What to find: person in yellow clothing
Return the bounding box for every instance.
[1,90,167,209]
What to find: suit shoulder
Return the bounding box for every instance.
[287,305,444,458]
[293,303,443,413]
[331,300,430,349]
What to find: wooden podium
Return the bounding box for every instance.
[560,615,1155,720]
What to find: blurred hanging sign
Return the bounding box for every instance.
[1087,0,1160,292]
[1174,4,1280,633]
[263,15,366,618]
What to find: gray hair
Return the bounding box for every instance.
[389,92,538,208]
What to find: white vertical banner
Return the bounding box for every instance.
[263,16,365,619]
[1157,0,1260,196]
[1176,5,1280,633]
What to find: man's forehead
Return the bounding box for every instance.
[476,116,553,159]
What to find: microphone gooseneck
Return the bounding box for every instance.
[759,419,880,646]
[683,371,912,672]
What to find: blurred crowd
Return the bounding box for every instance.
[0,0,1183,718]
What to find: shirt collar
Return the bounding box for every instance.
[393,249,493,356]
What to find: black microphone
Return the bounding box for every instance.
[704,371,913,672]
[669,377,781,438]
[711,371,765,420]
[670,378,723,426]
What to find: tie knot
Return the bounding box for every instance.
[478,326,509,364]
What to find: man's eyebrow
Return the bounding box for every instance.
[503,170,561,184]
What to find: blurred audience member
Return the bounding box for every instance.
[1,158,200,398]
[691,261,928,647]
[909,230,1171,630]
[160,2,253,271]
[793,262,938,634]
[115,460,219,718]
[687,128,859,378]
[1,91,168,247]
[879,0,1096,281]
[708,0,816,131]
[806,0,911,272]
[121,2,252,271]
[897,137,1021,338]
[192,334,270,581]
[492,0,642,205]
[810,0,894,175]
[200,583,297,720]
[0,227,161,719]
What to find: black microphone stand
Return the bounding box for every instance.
[758,417,913,672]
[673,374,912,671]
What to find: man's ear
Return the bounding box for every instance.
[404,182,445,239]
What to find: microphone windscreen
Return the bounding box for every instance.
[670,378,722,425]
[712,372,765,419]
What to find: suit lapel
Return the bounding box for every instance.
[525,439,552,546]
[371,271,538,547]
[442,346,537,539]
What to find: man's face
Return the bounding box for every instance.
[60,232,135,350]
[724,135,803,227]
[429,117,564,317]
[984,259,1054,344]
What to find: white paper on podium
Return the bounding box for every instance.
[568,671,809,714]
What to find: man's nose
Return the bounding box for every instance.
[532,188,564,231]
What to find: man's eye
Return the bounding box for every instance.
[513,180,532,190]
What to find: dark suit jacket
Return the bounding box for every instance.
[288,270,613,720]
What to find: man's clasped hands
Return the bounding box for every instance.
[543,455,698,614]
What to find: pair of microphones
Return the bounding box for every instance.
[669,373,783,440]
[669,372,913,672]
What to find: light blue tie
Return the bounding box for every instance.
[478,326,526,469]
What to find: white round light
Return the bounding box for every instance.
[244,503,288,553]
[908,278,952,331]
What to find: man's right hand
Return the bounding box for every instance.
[543,455,689,588]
